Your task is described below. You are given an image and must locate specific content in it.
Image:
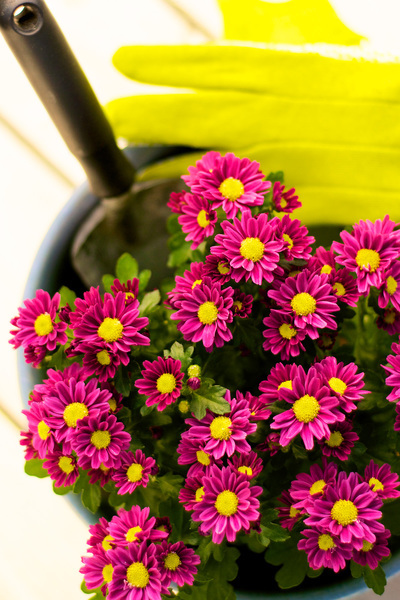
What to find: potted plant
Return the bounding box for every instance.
[10,147,400,599]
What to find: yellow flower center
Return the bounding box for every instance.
[293,394,320,423]
[195,486,205,502]
[108,397,117,412]
[219,177,244,201]
[318,533,336,551]
[96,349,111,365]
[156,373,176,394]
[333,282,346,296]
[191,279,202,290]
[126,562,149,588]
[218,261,230,275]
[279,323,297,340]
[125,292,136,302]
[326,431,344,447]
[310,479,326,495]
[210,416,232,440]
[178,400,190,414]
[320,264,333,275]
[126,526,142,543]
[215,490,239,516]
[197,209,210,228]
[278,379,293,391]
[102,564,113,584]
[328,377,347,395]
[90,430,111,449]
[127,463,143,483]
[387,276,398,295]
[282,233,294,250]
[164,552,181,571]
[238,466,253,477]
[233,300,243,312]
[362,540,374,552]
[355,248,380,272]
[240,237,265,262]
[58,456,75,474]
[291,292,317,316]
[384,309,396,324]
[331,499,358,526]
[196,450,211,466]
[63,402,89,428]
[34,313,53,336]
[369,477,384,492]
[97,317,124,342]
[289,505,300,518]
[198,301,218,325]
[37,420,51,440]
[102,535,114,551]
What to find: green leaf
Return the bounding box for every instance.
[52,482,74,495]
[167,241,193,268]
[116,252,139,282]
[102,274,115,293]
[81,580,105,599]
[139,289,161,316]
[58,285,76,309]
[81,482,102,514]
[190,383,229,420]
[138,269,152,293]
[351,561,387,595]
[24,459,48,478]
[114,366,132,397]
[164,341,194,371]
[260,521,289,543]
[157,472,184,497]
[266,536,309,589]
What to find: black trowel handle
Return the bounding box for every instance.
[0,0,135,198]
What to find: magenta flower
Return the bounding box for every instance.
[178,193,218,249]
[307,246,337,276]
[135,356,184,411]
[43,449,79,487]
[227,450,263,481]
[112,449,158,495]
[81,342,129,382]
[319,420,359,461]
[383,351,400,402]
[30,363,89,403]
[23,344,47,368]
[329,267,361,307]
[22,400,56,459]
[20,430,38,460]
[268,270,340,337]
[155,540,201,588]
[313,356,368,413]
[331,220,400,295]
[111,278,139,304]
[272,181,301,213]
[166,261,205,309]
[242,390,272,422]
[304,471,385,549]
[204,254,233,284]
[377,307,400,335]
[191,465,262,543]
[211,210,284,285]
[270,365,345,450]
[378,261,400,311]
[189,152,270,219]
[363,460,400,500]
[298,528,353,573]
[271,214,314,262]
[178,474,206,512]
[232,289,253,318]
[9,289,67,351]
[262,309,307,360]
[352,528,391,570]
[171,277,234,352]
[277,489,304,530]
[108,541,164,600]
[290,462,338,512]
[72,413,131,470]
[258,362,299,405]
[78,455,115,487]
[108,506,168,547]
[69,286,102,328]
[185,392,257,459]
[182,150,222,189]
[80,546,114,595]
[87,516,113,551]
[167,190,188,214]
[177,434,221,478]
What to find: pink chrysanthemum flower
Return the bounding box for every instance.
[331,221,400,295]
[45,377,111,450]
[211,210,284,285]
[298,528,353,573]
[313,356,368,413]
[72,413,131,470]
[232,289,253,318]
[243,390,272,421]
[184,391,257,459]
[135,356,184,411]
[178,194,218,249]
[363,460,400,500]
[383,352,400,402]
[167,190,188,215]
[9,289,68,351]
[270,365,345,450]
[108,506,168,547]
[319,420,359,461]
[73,291,149,353]
[108,541,164,600]
[80,546,114,595]
[190,153,270,219]
[78,454,115,486]
[20,430,38,460]
[257,432,282,455]
[262,309,307,360]
[81,342,129,382]
[272,214,314,262]
[258,362,300,405]
[177,434,221,478]
[23,344,47,368]
[277,489,303,530]
[227,450,263,481]
[182,150,222,189]
[22,400,56,459]
[352,528,391,570]
[307,246,337,277]
[304,471,385,549]
[329,267,361,307]
[178,474,206,512]
[30,363,89,404]
[377,306,400,335]
[268,270,340,337]
[378,261,400,311]
[87,516,114,551]
[166,261,205,310]
[191,465,262,543]
[69,286,102,329]
[171,277,234,352]
[112,450,158,495]
[111,278,140,304]
[43,449,79,487]
[155,540,201,588]
[272,181,301,213]
[290,462,338,512]
[204,254,233,284]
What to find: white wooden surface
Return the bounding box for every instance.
[0,1,400,598]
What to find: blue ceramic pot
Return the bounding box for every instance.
[17,147,400,599]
